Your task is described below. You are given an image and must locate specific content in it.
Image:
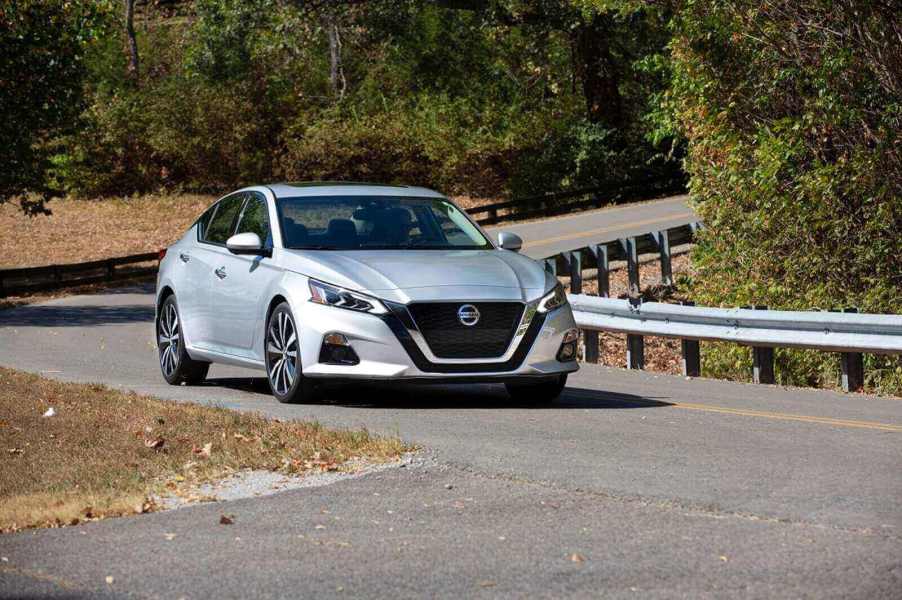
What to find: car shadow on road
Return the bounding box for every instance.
[0,303,154,327]
[203,377,673,410]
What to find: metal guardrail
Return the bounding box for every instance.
[0,252,160,297]
[569,295,902,392]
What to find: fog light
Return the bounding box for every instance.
[557,329,579,362]
[324,332,349,346]
[319,333,360,366]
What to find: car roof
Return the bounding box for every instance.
[265,182,446,199]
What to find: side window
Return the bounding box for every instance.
[203,194,244,244]
[235,195,271,246]
[195,204,217,240]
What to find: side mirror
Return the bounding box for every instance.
[226,232,266,255]
[497,231,523,253]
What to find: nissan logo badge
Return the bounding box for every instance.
[457,304,480,327]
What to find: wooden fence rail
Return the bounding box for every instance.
[0,252,160,297]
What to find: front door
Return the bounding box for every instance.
[206,192,276,357]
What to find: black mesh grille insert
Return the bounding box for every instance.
[407,302,525,359]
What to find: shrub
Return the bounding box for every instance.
[668,0,902,393]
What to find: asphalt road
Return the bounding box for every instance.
[496,194,694,259]
[1,199,900,598]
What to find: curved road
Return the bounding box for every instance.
[494,194,695,259]
[1,198,900,599]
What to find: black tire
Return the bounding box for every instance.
[505,374,567,404]
[265,302,319,404]
[157,295,209,385]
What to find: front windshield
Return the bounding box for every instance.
[277,196,492,250]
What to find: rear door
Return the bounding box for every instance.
[205,192,277,356]
[190,192,246,350]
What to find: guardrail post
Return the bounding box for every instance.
[680,301,701,377]
[840,308,864,392]
[488,208,498,223]
[594,244,610,298]
[654,230,673,287]
[750,306,775,384]
[568,251,582,294]
[106,259,115,279]
[626,334,644,370]
[619,237,640,299]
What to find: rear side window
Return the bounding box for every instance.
[203,194,244,244]
[235,195,271,246]
[195,204,217,240]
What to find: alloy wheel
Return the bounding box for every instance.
[267,311,299,396]
[158,302,180,378]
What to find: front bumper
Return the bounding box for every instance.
[298,300,579,381]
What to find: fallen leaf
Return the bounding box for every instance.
[165,533,176,541]
[7,448,23,455]
[105,576,114,585]
[42,407,55,418]
[219,514,234,525]
[569,553,586,563]
[479,581,496,588]
[719,555,729,562]
[144,437,165,450]
[194,442,213,458]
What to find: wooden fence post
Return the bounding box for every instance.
[655,230,673,287]
[750,306,775,384]
[840,308,864,392]
[619,237,640,299]
[594,244,610,298]
[568,251,582,294]
[680,301,701,377]
[626,334,645,370]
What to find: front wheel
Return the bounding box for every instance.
[505,374,567,404]
[265,302,319,404]
[157,295,209,385]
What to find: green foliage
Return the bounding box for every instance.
[666,0,902,393]
[46,0,675,200]
[0,0,110,213]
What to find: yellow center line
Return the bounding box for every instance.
[579,394,902,431]
[671,402,902,432]
[522,212,696,249]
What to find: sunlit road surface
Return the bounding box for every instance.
[1,197,899,599]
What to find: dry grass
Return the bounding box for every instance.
[0,368,409,533]
[0,193,497,269]
[0,194,215,268]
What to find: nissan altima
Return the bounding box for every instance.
[155,183,579,403]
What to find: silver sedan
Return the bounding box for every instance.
[155,183,579,403]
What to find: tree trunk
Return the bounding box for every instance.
[124,0,139,82]
[573,14,623,130]
[326,17,346,100]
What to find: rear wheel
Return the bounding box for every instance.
[505,374,567,404]
[265,302,319,404]
[157,295,209,385]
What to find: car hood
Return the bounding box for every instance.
[279,249,554,303]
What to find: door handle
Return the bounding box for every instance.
[214,266,227,280]
[179,252,190,263]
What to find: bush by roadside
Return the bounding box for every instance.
[0,368,409,532]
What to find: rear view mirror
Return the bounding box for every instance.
[226,232,266,255]
[497,231,523,252]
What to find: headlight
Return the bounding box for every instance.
[537,282,567,313]
[308,279,387,315]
